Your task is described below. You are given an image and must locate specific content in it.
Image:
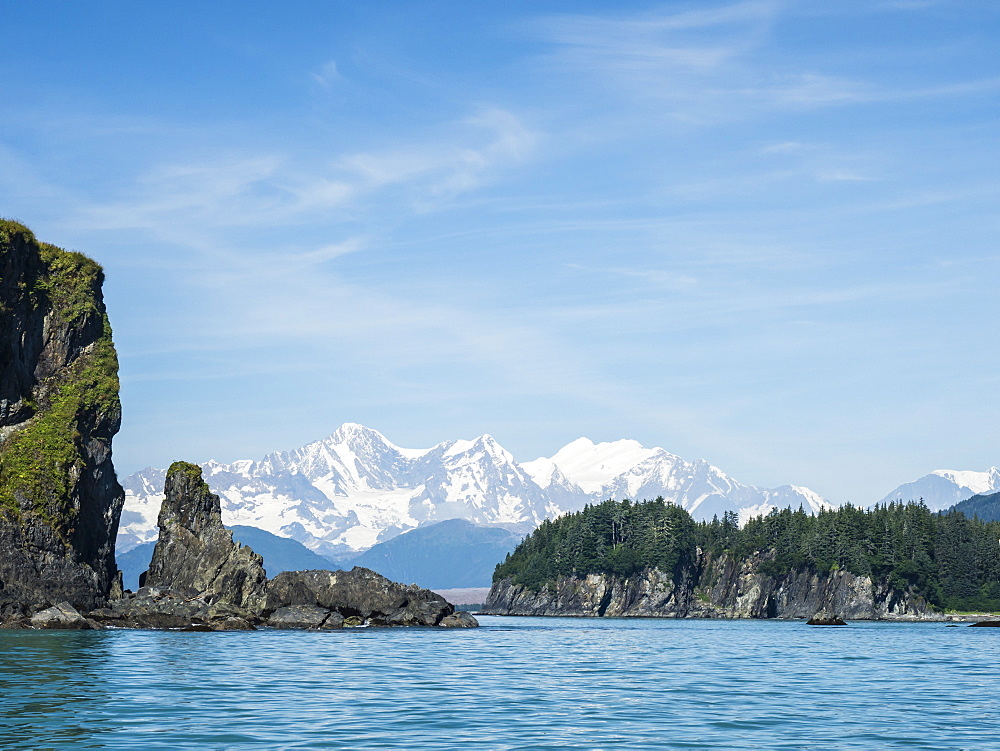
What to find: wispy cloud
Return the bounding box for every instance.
[530,0,998,126]
[310,60,342,89]
[73,106,537,247]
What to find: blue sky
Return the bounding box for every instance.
[1,1,998,503]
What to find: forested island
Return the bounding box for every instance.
[484,498,1000,618]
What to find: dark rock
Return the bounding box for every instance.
[30,602,96,629]
[267,605,342,630]
[88,586,256,630]
[144,462,267,614]
[969,620,1000,627]
[0,221,124,615]
[266,567,464,627]
[210,617,256,631]
[807,609,847,626]
[439,611,479,628]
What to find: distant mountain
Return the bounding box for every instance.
[876,468,1000,512]
[118,423,833,556]
[228,525,338,575]
[949,491,1000,522]
[341,519,523,589]
[523,437,833,524]
[116,526,337,590]
[117,542,156,591]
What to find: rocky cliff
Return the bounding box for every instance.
[144,461,268,613]
[0,220,124,615]
[484,551,940,620]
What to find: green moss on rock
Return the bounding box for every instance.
[0,223,120,539]
[167,461,207,484]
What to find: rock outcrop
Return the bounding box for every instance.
[807,609,847,626]
[30,602,97,630]
[143,461,267,613]
[265,567,474,627]
[89,586,256,630]
[0,221,124,616]
[102,463,477,629]
[484,550,941,621]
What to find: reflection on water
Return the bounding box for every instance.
[1,618,999,749]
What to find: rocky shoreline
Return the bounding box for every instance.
[0,224,476,631]
[482,549,943,621]
[1,462,477,631]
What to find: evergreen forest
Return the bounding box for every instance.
[493,498,1000,613]
[950,491,1000,523]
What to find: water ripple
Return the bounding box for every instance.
[1,618,998,749]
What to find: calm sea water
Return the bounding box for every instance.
[1,616,998,749]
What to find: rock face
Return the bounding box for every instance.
[265,568,475,627]
[484,551,941,621]
[0,221,124,616]
[144,462,268,613]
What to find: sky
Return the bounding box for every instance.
[1,0,998,504]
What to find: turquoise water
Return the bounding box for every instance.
[1,616,998,749]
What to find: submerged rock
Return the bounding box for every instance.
[266,568,477,627]
[807,609,847,626]
[0,221,124,617]
[144,462,267,614]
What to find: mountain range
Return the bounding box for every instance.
[118,423,997,564]
[118,519,522,591]
[117,423,833,556]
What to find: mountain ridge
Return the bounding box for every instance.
[118,423,834,557]
[876,467,1000,512]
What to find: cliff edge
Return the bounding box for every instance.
[484,550,940,620]
[0,220,124,616]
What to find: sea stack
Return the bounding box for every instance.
[0,221,124,617]
[144,461,268,613]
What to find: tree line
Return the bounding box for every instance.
[492,498,1000,613]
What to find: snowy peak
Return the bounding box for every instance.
[878,467,1000,512]
[442,433,511,462]
[538,437,658,494]
[931,468,1000,496]
[276,422,417,493]
[524,436,829,521]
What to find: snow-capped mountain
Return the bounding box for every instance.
[118,424,833,555]
[875,467,1000,512]
[119,424,551,556]
[523,438,833,524]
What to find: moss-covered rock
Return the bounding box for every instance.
[0,219,124,616]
